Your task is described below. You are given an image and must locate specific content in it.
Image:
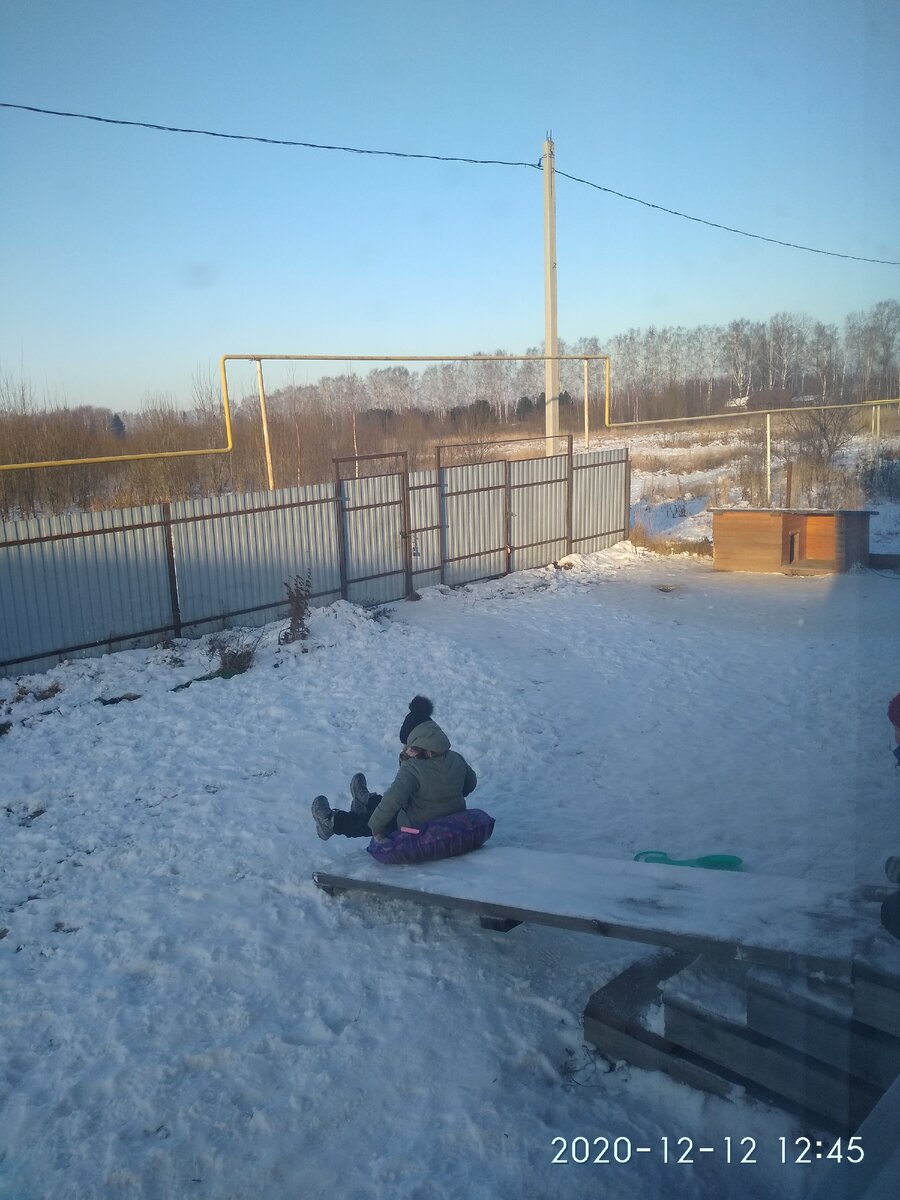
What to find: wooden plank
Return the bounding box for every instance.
[663,999,881,1130]
[312,846,874,973]
[583,1014,736,1097]
[584,949,697,1027]
[853,979,900,1038]
[853,953,900,993]
[746,976,900,1090]
[852,954,900,1038]
[586,953,895,1133]
[806,515,836,561]
[583,953,875,1129]
[583,949,742,1097]
[713,510,785,573]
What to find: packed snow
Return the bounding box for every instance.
[3,535,900,1200]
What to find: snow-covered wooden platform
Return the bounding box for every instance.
[315,845,900,1131]
[312,845,876,973]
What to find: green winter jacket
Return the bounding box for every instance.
[367,720,477,837]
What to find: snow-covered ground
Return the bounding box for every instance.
[3,539,900,1200]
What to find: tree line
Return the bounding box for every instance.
[608,299,899,421]
[0,300,896,518]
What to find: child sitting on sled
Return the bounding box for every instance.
[881,692,900,940]
[311,715,477,843]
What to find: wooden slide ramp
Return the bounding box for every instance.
[313,844,874,973]
[314,845,900,1133]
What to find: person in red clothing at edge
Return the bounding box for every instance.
[311,696,477,843]
[882,692,900,940]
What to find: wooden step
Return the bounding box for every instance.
[745,967,900,1091]
[582,951,875,1129]
[585,950,739,1094]
[661,959,884,1130]
[583,950,754,1099]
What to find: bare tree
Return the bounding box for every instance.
[765,311,808,392]
[806,322,843,403]
[796,404,859,464]
[844,309,877,402]
[870,299,900,398]
[723,319,754,399]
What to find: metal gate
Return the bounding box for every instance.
[334,453,414,605]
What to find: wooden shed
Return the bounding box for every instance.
[711,508,874,575]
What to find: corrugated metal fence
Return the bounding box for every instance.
[0,444,628,676]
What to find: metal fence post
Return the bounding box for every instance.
[565,435,574,556]
[162,502,182,638]
[333,466,349,601]
[399,452,415,598]
[436,445,447,586]
[504,458,512,576]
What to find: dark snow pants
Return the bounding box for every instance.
[331,792,397,839]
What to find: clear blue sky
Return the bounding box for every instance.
[1,0,898,411]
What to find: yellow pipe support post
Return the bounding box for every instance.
[605,359,612,430]
[605,358,610,433]
[583,358,590,449]
[255,359,276,491]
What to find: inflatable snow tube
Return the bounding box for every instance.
[366,808,495,866]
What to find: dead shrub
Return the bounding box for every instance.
[632,445,737,476]
[279,569,312,645]
[205,629,262,677]
[736,457,769,506]
[629,521,713,557]
[790,463,866,510]
[859,447,900,503]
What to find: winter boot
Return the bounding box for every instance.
[311,795,334,840]
[350,773,371,815]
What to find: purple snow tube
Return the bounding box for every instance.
[366,808,495,866]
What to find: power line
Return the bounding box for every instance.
[0,102,540,169]
[554,170,900,266]
[2,101,898,266]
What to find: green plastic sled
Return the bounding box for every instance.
[634,849,743,871]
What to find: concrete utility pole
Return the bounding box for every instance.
[542,134,560,455]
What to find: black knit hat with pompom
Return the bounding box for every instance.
[399,695,434,743]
